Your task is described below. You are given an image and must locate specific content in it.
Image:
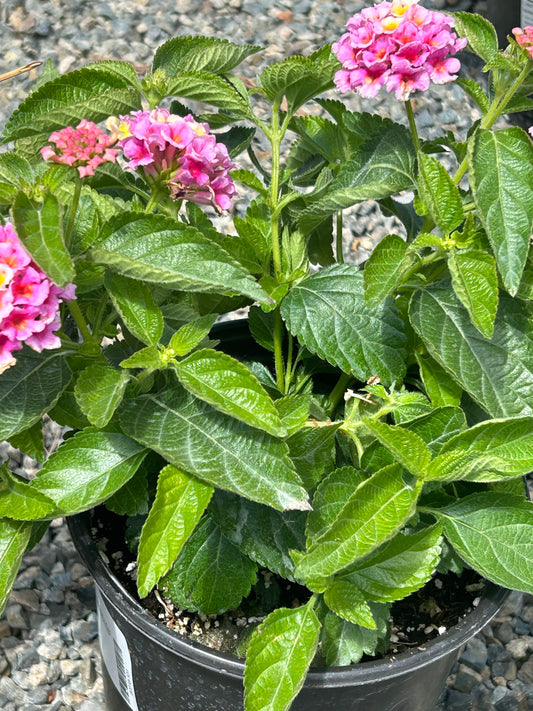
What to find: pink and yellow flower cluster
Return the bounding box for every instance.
[41,119,118,178]
[513,26,533,59]
[332,0,467,100]
[110,109,237,213]
[0,224,75,372]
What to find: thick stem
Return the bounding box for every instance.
[336,211,344,264]
[328,372,353,414]
[404,99,421,153]
[68,300,95,343]
[270,102,283,279]
[64,177,83,249]
[273,308,286,393]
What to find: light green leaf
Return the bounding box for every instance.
[274,395,311,436]
[449,249,499,338]
[74,364,129,428]
[401,406,466,456]
[175,349,286,437]
[12,190,75,287]
[169,314,218,356]
[0,519,32,614]
[31,430,146,515]
[323,582,376,628]
[161,516,257,614]
[244,599,320,711]
[410,283,533,418]
[469,127,533,295]
[137,465,213,598]
[435,493,533,594]
[427,417,533,482]
[0,153,34,203]
[211,490,307,580]
[415,352,463,407]
[120,346,164,370]
[90,212,270,304]
[165,71,254,118]
[362,417,431,478]
[281,264,407,385]
[320,610,382,666]
[105,272,164,346]
[337,525,443,603]
[153,36,261,75]
[295,464,419,580]
[363,234,410,306]
[119,383,310,512]
[0,350,71,440]
[453,12,498,63]
[417,152,464,234]
[0,466,56,520]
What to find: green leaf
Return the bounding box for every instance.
[2,63,141,146]
[0,350,71,440]
[211,490,307,580]
[415,353,462,407]
[409,283,533,418]
[161,516,257,614]
[0,519,32,614]
[175,349,286,437]
[90,213,270,304]
[137,465,213,598]
[168,314,218,356]
[362,418,431,478]
[298,116,416,233]
[120,346,164,370]
[320,610,381,666]
[286,424,339,491]
[448,248,499,338]
[453,12,498,63]
[363,234,410,306]
[435,493,533,594]
[456,77,489,114]
[295,464,419,580]
[104,272,164,346]
[74,364,129,428]
[0,153,34,203]
[336,525,443,603]
[426,416,533,482]
[469,127,533,295]
[105,464,149,516]
[119,383,309,512]
[31,430,146,516]
[306,466,367,545]
[281,264,406,386]
[153,36,261,75]
[244,599,320,711]
[323,582,376,628]
[9,420,44,462]
[401,406,466,456]
[0,466,56,520]
[417,152,464,234]
[274,395,311,436]
[165,71,254,118]
[12,190,75,287]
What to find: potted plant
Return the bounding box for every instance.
[1,2,533,710]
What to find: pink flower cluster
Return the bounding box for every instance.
[513,26,533,58]
[332,0,467,101]
[0,223,75,372]
[41,119,118,178]
[111,109,237,213]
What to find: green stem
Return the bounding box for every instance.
[145,191,162,214]
[64,177,83,249]
[273,308,286,393]
[270,101,282,279]
[336,211,344,264]
[328,372,353,414]
[284,332,294,394]
[68,300,95,343]
[404,99,420,153]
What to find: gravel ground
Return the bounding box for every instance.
[0,0,533,709]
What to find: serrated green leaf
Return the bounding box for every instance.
[426,416,533,482]
[9,420,44,462]
[453,12,498,63]
[120,346,163,370]
[0,519,32,614]
[153,36,261,75]
[306,466,367,545]
[232,169,267,195]
[165,71,254,118]
[417,152,464,234]
[274,395,310,436]
[12,190,75,287]
[105,464,149,516]
[469,127,533,295]
[168,314,218,356]
[409,283,533,418]
[434,493,533,593]
[362,418,431,478]
[90,212,269,304]
[323,582,376,628]
[287,424,339,491]
[0,153,34,203]
[104,272,164,346]
[119,383,309,512]
[415,353,463,407]
[244,599,320,711]
[363,233,410,306]
[0,466,56,520]
[31,430,146,516]
[295,464,419,580]
[449,249,499,338]
[320,610,381,666]
[218,126,256,159]
[456,77,489,114]
[336,525,442,603]
[162,516,257,614]
[281,264,407,385]
[0,350,71,440]
[401,406,466,456]
[211,490,307,580]
[74,364,129,428]
[137,465,213,598]
[175,349,286,437]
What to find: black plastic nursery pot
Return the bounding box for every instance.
[68,510,509,711]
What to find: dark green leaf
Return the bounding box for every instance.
[74,364,129,428]
[165,71,254,118]
[401,407,466,456]
[415,353,462,407]
[286,424,339,491]
[320,610,381,666]
[153,36,261,75]
[362,418,431,478]
[0,519,32,614]
[363,234,410,306]
[105,272,164,346]
[453,12,498,63]
[417,152,464,234]
[9,420,44,462]
[449,249,499,338]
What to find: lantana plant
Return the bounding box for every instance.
[1,3,533,710]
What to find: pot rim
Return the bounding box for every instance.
[68,510,510,687]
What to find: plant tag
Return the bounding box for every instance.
[96,588,139,711]
[523,0,533,26]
